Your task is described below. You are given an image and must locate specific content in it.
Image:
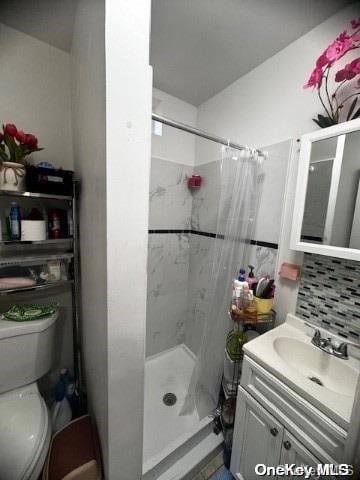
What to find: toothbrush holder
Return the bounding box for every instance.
[254,297,274,315]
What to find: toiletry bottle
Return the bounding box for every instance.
[236,268,248,291]
[246,265,257,292]
[48,209,61,239]
[245,289,257,319]
[239,284,250,311]
[238,268,247,283]
[51,371,72,432]
[9,202,21,240]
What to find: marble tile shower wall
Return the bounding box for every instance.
[185,142,290,353]
[147,157,192,356]
[296,253,360,341]
[147,141,291,357]
[149,156,193,230]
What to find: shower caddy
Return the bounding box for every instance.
[215,310,276,453]
[0,183,85,411]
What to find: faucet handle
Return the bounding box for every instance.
[333,342,348,359]
[312,329,321,338]
[311,329,322,348]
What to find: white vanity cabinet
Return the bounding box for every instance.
[230,387,284,480]
[279,431,320,477]
[230,356,346,480]
[230,388,322,480]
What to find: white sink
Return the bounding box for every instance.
[243,314,360,428]
[273,336,357,397]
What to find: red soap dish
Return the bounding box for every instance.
[188,175,202,189]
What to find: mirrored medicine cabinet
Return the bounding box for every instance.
[291,118,360,261]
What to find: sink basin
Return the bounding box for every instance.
[243,314,360,428]
[273,336,357,397]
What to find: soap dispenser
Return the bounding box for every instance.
[246,265,257,292]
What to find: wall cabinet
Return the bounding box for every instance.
[290,118,360,261]
[230,387,322,480]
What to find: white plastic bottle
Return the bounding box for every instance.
[51,396,72,432]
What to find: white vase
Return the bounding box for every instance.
[0,161,26,191]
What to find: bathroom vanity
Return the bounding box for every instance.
[230,314,360,479]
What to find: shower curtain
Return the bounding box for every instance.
[181,145,264,419]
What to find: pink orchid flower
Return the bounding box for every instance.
[304,18,360,126]
[304,67,323,89]
[351,18,360,29]
[335,58,360,82]
[325,32,353,64]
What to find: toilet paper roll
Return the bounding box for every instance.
[21,220,46,241]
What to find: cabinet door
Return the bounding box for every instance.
[279,431,328,479]
[231,388,284,480]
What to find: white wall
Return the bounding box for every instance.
[196,3,360,160]
[152,87,197,166]
[195,3,359,322]
[0,23,73,169]
[70,0,108,472]
[106,0,152,478]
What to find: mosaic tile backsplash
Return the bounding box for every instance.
[296,253,360,341]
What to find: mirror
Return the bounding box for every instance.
[291,119,360,260]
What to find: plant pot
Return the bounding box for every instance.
[0,162,26,191]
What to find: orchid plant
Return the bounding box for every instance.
[304,17,360,128]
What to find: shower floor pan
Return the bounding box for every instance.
[143,344,223,480]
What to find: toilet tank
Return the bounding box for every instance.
[0,312,58,394]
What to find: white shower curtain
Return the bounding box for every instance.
[181,145,264,418]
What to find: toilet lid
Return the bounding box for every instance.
[0,391,48,480]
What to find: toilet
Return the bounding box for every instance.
[0,311,59,480]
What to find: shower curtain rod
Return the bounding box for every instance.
[152,113,265,157]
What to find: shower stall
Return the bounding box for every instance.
[143,114,264,479]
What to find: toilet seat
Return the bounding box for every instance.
[0,384,51,480]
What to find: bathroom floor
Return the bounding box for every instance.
[191,452,234,480]
[143,344,214,474]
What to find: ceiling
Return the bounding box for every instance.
[1,0,77,52]
[151,0,355,105]
[1,0,355,105]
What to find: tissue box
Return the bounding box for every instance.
[26,166,73,195]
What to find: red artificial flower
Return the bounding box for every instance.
[15,130,26,144]
[24,134,38,149]
[4,123,18,137]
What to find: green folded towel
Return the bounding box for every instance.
[2,304,58,322]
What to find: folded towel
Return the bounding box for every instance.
[0,277,36,290]
[2,303,58,321]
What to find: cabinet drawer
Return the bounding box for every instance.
[241,356,347,463]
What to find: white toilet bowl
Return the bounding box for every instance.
[0,312,58,480]
[0,383,51,480]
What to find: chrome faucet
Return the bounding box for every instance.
[311,329,348,360]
